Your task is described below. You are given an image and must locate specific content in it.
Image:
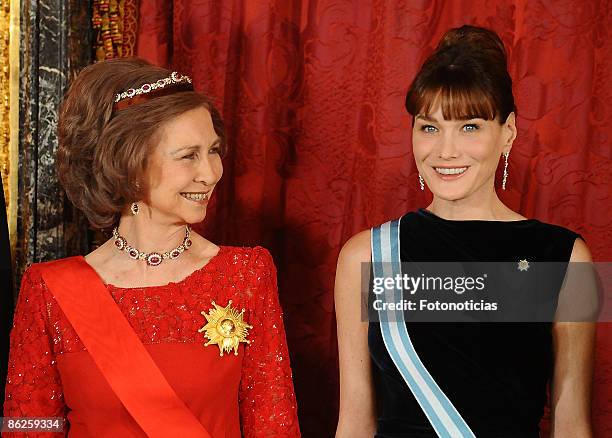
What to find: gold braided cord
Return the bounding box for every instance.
[93,0,138,61]
[1,0,19,256]
[8,0,18,256]
[1,2,10,211]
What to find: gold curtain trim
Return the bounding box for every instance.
[0,0,19,260]
[8,0,19,259]
[0,3,9,208]
[93,0,139,61]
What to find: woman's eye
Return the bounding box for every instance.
[183,152,197,160]
[209,146,221,155]
[462,123,480,132]
[420,125,438,133]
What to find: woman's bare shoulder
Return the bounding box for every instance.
[569,238,592,262]
[338,229,372,265]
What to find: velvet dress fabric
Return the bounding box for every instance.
[369,209,581,437]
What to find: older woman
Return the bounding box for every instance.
[335,26,595,438]
[4,58,301,437]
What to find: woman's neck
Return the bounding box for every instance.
[426,191,519,221]
[116,215,188,255]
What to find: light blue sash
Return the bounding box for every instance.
[371,219,476,438]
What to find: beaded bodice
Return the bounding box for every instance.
[4,246,301,437]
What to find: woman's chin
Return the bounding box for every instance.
[429,186,471,202]
[188,211,207,224]
[176,208,208,225]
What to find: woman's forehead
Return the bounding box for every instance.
[414,87,498,121]
[156,108,216,144]
[416,108,498,123]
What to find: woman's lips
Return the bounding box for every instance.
[432,166,469,181]
[180,192,210,204]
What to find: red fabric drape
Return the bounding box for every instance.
[136,1,612,437]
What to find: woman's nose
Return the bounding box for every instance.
[195,156,222,185]
[436,132,459,159]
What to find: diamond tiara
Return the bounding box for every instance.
[114,71,193,103]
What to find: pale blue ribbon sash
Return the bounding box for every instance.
[371,219,476,438]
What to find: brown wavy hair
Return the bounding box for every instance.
[57,58,225,229]
[405,25,516,123]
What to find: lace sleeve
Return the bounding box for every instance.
[3,266,66,437]
[239,247,301,437]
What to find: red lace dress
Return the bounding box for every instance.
[4,246,301,437]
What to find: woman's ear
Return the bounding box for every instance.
[503,112,517,150]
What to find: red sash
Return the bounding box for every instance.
[39,257,212,438]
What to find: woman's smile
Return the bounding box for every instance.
[180,191,210,204]
[432,166,470,181]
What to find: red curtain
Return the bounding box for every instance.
[136,1,612,436]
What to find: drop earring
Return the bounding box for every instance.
[502,152,509,190]
[131,202,139,215]
[418,174,425,191]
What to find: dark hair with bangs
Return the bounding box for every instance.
[405,25,515,123]
[57,57,225,229]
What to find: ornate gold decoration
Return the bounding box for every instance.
[199,300,252,356]
[518,259,530,272]
[1,0,20,258]
[1,1,10,208]
[93,0,138,61]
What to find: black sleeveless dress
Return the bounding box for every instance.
[368,209,581,438]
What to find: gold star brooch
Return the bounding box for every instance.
[517,259,530,272]
[199,300,252,356]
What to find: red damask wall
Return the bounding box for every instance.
[136,1,612,436]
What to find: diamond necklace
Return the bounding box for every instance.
[112,225,192,266]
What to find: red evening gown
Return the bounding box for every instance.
[4,246,301,437]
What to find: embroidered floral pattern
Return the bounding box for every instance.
[4,246,300,437]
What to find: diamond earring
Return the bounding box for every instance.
[131,202,139,215]
[502,152,509,190]
[418,174,425,191]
